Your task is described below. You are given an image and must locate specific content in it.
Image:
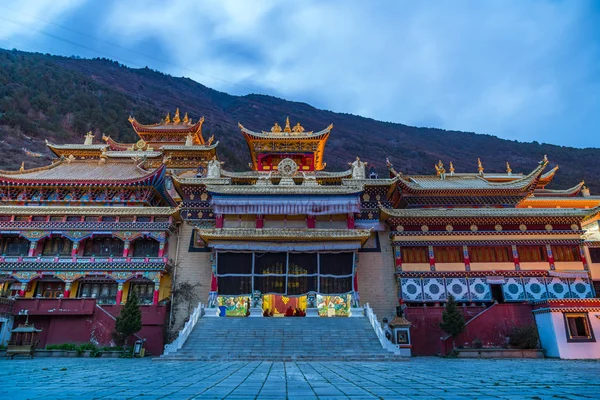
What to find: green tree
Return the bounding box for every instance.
[440,294,466,349]
[114,291,142,346]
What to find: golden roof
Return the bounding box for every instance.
[129,109,205,145]
[196,228,372,245]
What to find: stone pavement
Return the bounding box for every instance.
[2,357,599,399]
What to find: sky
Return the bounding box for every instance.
[0,0,598,148]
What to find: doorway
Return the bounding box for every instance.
[262,295,306,316]
[490,284,505,303]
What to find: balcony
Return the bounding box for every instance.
[13,298,97,315]
[0,256,168,271]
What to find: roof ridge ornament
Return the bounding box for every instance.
[449,162,455,176]
[20,161,25,172]
[434,160,446,179]
[506,162,512,175]
[284,117,292,133]
[164,112,171,124]
[477,158,484,176]
[84,131,94,146]
[173,108,181,124]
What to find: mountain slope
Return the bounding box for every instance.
[0,48,598,190]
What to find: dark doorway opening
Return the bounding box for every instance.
[490,284,505,303]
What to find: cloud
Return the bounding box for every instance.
[1,0,599,147]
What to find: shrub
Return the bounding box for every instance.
[440,295,466,349]
[46,343,78,351]
[114,291,142,346]
[508,325,539,349]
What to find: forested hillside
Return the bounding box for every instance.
[0,48,598,190]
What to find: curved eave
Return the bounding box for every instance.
[130,117,205,144]
[379,205,596,223]
[238,123,333,140]
[196,227,372,245]
[0,163,167,187]
[533,181,585,198]
[205,184,364,196]
[394,160,547,195]
[46,141,108,157]
[518,197,600,210]
[537,165,559,188]
[103,136,133,151]
[0,205,180,218]
[160,142,219,151]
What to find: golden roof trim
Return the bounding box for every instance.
[0,206,180,216]
[204,184,364,195]
[196,228,372,244]
[379,205,597,219]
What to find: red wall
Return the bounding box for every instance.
[442,303,535,354]
[405,306,485,356]
[405,304,536,356]
[13,299,168,356]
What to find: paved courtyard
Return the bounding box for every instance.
[2,358,600,399]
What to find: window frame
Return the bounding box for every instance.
[563,312,595,342]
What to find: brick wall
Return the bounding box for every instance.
[170,222,212,333]
[357,230,398,320]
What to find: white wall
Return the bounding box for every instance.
[534,313,560,358]
[538,311,600,359]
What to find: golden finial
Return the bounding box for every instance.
[292,122,305,133]
[506,162,512,175]
[434,160,445,177]
[271,122,282,133]
[173,108,181,124]
[582,185,590,197]
[284,117,292,133]
[183,112,189,124]
[20,161,25,172]
[449,162,455,175]
[543,154,548,163]
[84,131,94,146]
[207,135,215,146]
[165,112,171,123]
[102,134,110,142]
[477,158,484,175]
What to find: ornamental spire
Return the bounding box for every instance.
[84,131,94,146]
[183,112,189,124]
[449,162,455,175]
[477,158,484,176]
[506,162,512,175]
[284,116,292,133]
[173,108,181,124]
[165,112,171,123]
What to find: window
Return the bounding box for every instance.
[32,216,47,222]
[129,282,155,305]
[66,216,81,222]
[594,281,600,299]
[83,237,124,257]
[433,247,463,263]
[136,217,151,223]
[517,246,548,262]
[589,248,600,264]
[0,237,30,256]
[402,247,429,263]
[551,245,581,262]
[131,238,160,257]
[42,237,73,256]
[101,216,117,222]
[564,313,595,342]
[34,281,64,298]
[78,281,117,305]
[468,246,512,263]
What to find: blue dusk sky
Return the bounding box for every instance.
[0,0,598,148]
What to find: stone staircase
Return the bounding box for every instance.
[158,317,403,361]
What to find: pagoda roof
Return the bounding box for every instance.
[238,119,333,171]
[46,140,108,158]
[0,158,166,187]
[537,165,559,188]
[518,196,600,210]
[129,109,205,145]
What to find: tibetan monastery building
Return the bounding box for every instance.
[1,110,600,357]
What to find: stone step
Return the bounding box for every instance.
[158,316,401,361]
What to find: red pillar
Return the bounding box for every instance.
[116,284,123,305]
[153,284,160,305]
[28,241,37,257]
[511,245,521,270]
[158,242,165,258]
[71,242,79,259]
[347,213,355,229]
[394,246,403,271]
[123,242,130,258]
[428,246,435,272]
[546,244,555,270]
[307,215,316,229]
[463,245,471,272]
[256,214,264,229]
[216,214,223,228]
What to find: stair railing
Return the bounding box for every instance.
[363,303,402,355]
[163,302,205,355]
